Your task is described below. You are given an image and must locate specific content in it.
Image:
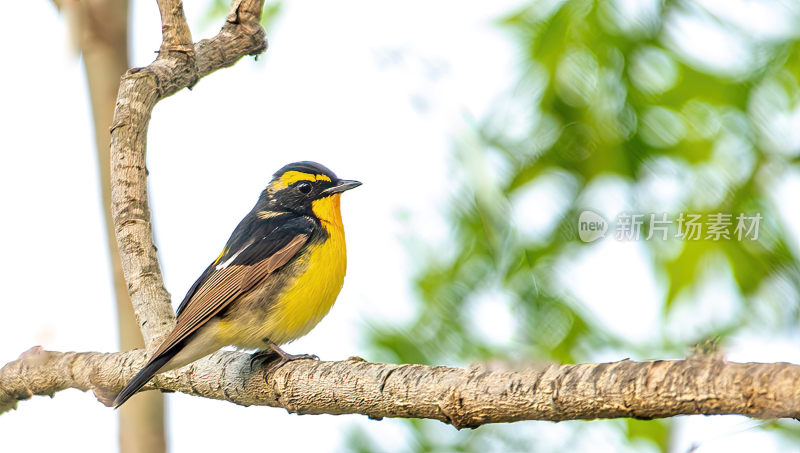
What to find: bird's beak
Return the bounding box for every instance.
[321,179,362,196]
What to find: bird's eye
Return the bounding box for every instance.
[296,182,312,194]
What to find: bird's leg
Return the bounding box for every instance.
[250,339,318,371]
[249,348,278,371]
[266,340,319,365]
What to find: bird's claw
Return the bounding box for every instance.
[281,352,319,362]
[250,342,319,373]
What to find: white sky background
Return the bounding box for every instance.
[1,1,800,452]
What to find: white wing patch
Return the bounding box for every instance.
[256,210,284,220]
[215,242,252,270]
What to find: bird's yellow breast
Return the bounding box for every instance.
[259,194,347,345]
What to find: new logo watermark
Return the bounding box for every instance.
[577,211,761,243]
[578,210,608,243]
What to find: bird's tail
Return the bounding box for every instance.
[113,351,175,408]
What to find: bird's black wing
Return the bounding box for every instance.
[175,212,298,316]
[113,215,315,408]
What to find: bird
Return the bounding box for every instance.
[113,161,361,408]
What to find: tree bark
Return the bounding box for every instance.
[1,347,799,427]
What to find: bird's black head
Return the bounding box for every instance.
[255,161,361,217]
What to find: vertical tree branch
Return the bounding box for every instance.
[52,0,168,451]
[156,0,193,53]
[109,0,266,351]
[80,3,168,449]
[110,71,176,350]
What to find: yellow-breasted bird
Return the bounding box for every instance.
[113,161,360,408]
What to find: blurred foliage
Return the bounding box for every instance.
[355,0,800,452]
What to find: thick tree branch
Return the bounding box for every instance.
[109,0,266,350]
[2,348,799,427]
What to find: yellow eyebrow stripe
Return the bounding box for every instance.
[271,171,331,190]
